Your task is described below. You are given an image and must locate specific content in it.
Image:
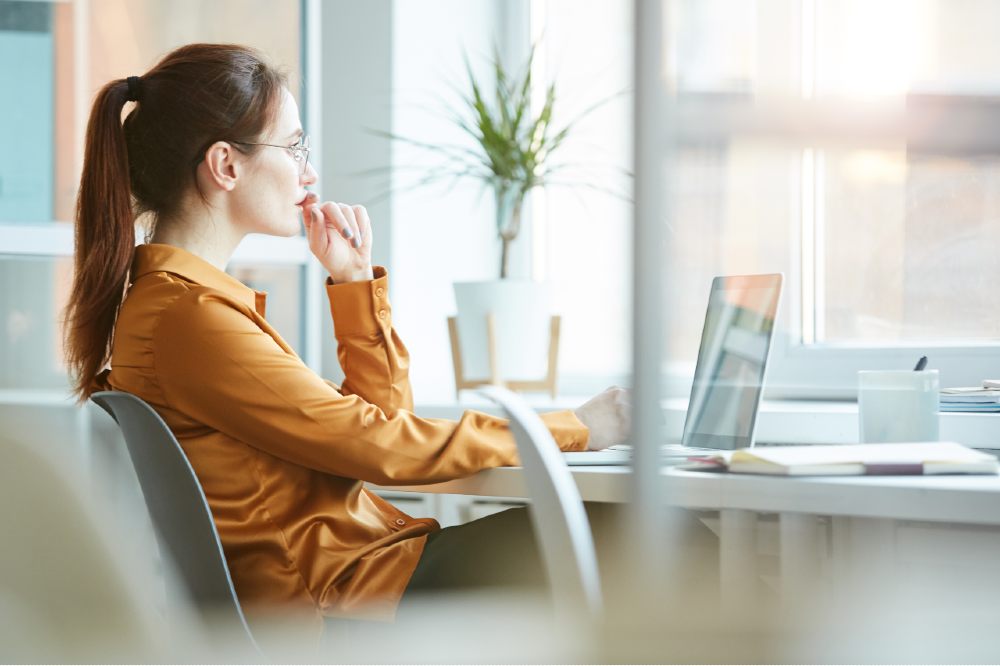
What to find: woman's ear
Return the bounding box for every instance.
[201,141,238,192]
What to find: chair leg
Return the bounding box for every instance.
[546,315,561,399]
[448,314,561,398]
[447,317,465,400]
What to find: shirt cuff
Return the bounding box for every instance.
[327,266,391,338]
[540,410,590,451]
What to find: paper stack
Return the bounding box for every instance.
[694,442,999,476]
[940,383,1000,412]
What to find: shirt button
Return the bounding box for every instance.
[375,287,385,298]
[394,518,406,527]
[378,309,387,319]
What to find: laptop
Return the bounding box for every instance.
[564,273,783,465]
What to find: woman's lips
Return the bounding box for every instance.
[296,192,318,208]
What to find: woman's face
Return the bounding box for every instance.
[232,88,318,237]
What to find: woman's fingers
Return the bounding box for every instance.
[319,202,356,245]
[352,205,371,247]
[303,196,370,253]
[306,204,326,253]
[338,204,362,248]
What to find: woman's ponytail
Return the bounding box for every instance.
[65,79,135,401]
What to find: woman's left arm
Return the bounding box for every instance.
[303,199,413,416]
[327,267,414,417]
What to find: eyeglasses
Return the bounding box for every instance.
[232,135,310,175]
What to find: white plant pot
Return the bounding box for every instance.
[453,280,554,382]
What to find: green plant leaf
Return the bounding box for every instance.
[374,42,634,263]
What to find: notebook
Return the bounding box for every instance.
[692,441,999,476]
[565,273,783,466]
[939,387,1000,412]
[940,387,1000,403]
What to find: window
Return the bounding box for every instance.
[0,0,317,401]
[537,0,1000,397]
[689,0,1000,394]
[530,0,635,394]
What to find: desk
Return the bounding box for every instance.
[416,397,1000,448]
[383,464,1000,523]
[377,465,1000,609]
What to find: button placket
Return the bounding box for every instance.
[373,283,388,322]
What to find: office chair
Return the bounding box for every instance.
[91,391,260,654]
[476,385,603,622]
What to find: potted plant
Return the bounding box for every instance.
[386,47,626,395]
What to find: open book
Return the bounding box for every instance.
[694,442,999,476]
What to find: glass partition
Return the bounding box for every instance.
[0,256,73,390]
[0,1,59,224]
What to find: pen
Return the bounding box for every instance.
[913,355,928,371]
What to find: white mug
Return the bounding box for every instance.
[858,370,940,443]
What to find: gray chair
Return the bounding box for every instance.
[91,391,259,654]
[477,385,603,622]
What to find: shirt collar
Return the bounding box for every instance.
[131,243,263,313]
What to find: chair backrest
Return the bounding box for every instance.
[91,391,259,652]
[477,385,602,621]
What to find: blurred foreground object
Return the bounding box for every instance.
[477,385,602,621]
[0,435,171,661]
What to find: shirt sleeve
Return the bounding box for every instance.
[152,286,589,485]
[326,267,412,417]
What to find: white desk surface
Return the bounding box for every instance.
[379,464,1000,526]
[415,397,1000,448]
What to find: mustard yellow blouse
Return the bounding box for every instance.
[96,243,588,631]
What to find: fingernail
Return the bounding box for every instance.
[341,227,354,239]
[351,237,361,248]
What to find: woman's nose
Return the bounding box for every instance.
[302,161,318,186]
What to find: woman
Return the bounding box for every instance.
[64,43,629,634]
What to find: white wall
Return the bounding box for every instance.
[390,0,528,402]
[536,0,634,390]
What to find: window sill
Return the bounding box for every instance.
[415,396,1000,450]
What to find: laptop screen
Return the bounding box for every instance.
[681,274,783,450]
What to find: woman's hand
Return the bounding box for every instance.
[300,192,375,283]
[574,386,632,451]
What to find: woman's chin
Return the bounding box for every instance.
[244,214,304,238]
[264,218,303,238]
